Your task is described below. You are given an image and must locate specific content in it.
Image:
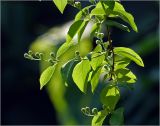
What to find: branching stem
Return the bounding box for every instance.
[107,26,114,80]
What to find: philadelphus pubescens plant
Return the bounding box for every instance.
[24,0,144,125]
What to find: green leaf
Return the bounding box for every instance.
[109,107,124,125]
[61,59,79,86]
[105,20,130,32]
[90,53,105,70]
[114,47,144,67]
[91,2,138,32]
[88,71,93,82]
[56,42,77,58]
[117,83,134,90]
[102,1,115,10]
[114,55,131,70]
[100,85,120,110]
[92,109,109,126]
[115,68,137,83]
[93,44,102,52]
[66,20,84,43]
[91,7,106,16]
[40,64,57,90]
[91,67,102,93]
[103,1,137,32]
[53,0,67,14]
[90,23,101,38]
[75,5,94,21]
[72,59,91,93]
[111,10,138,32]
[110,1,125,11]
[78,21,89,43]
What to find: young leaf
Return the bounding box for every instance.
[61,59,79,86]
[102,1,124,12]
[40,64,57,90]
[91,2,138,32]
[103,1,138,32]
[111,10,138,32]
[90,53,105,70]
[115,68,137,83]
[90,23,100,38]
[75,5,94,21]
[90,67,102,93]
[105,20,130,32]
[91,8,106,16]
[100,85,120,110]
[53,0,67,14]
[114,47,144,67]
[72,59,91,93]
[66,20,84,43]
[114,55,131,70]
[56,42,77,58]
[78,20,89,43]
[92,109,109,126]
[93,44,102,52]
[102,1,115,10]
[109,107,124,125]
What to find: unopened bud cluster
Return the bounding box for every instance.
[81,106,98,116]
[24,50,43,60]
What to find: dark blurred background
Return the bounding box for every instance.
[1,1,159,125]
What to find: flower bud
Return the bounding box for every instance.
[92,108,98,115]
[24,53,30,59]
[97,33,104,39]
[35,52,40,58]
[95,32,98,37]
[75,2,81,9]
[85,107,90,114]
[96,40,101,44]
[39,53,43,59]
[28,50,33,55]
[48,59,54,64]
[75,51,80,55]
[50,52,55,58]
[81,108,86,114]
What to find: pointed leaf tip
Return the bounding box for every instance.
[39,64,57,90]
[53,0,67,14]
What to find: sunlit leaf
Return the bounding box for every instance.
[91,8,106,15]
[91,1,138,32]
[53,0,67,14]
[56,42,78,57]
[72,59,91,93]
[61,59,79,86]
[78,21,89,43]
[114,55,131,70]
[90,23,101,38]
[75,5,94,21]
[114,47,144,67]
[93,44,102,52]
[40,64,57,90]
[91,67,102,93]
[111,10,138,32]
[66,20,84,43]
[115,68,137,83]
[109,107,124,125]
[105,20,130,32]
[88,71,93,82]
[90,53,105,70]
[100,85,120,110]
[92,109,109,126]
